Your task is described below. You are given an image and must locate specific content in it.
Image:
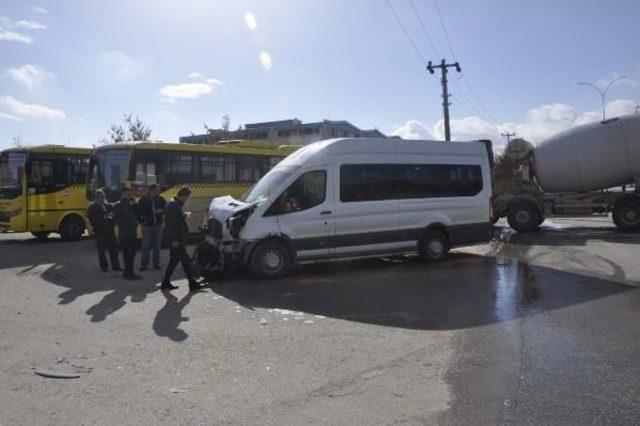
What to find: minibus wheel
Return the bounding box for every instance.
[250,240,291,279]
[59,215,85,241]
[419,231,449,262]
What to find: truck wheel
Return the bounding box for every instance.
[613,198,640,230]
[249,240,291,279]
[418,231,449,263]
[507,202,540,232]
[59,215,85,241]
[31,231,50,241]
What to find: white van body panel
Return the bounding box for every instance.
[211,138,493,266]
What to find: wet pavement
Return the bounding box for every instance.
[0,216,639,424]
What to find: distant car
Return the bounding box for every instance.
[201,137,495,278]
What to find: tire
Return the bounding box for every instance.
[613,197,640,230]
[249,240,292,279]
[31,231,50,241]
[59,215,85,241]
[507,202,540,232]
[418,231,449,263]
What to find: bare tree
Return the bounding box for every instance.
[101,114,152,144]
[11,135,23,147]
[221,114,231,133]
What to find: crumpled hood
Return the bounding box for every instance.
[207,195,256,222]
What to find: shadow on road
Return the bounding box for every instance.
[212,253,635,331]
[0,232,636,333]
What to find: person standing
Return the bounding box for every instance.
[87,189,121,272]
[138,184,166,271]
[161,186,204,292]
[114,186,142,280]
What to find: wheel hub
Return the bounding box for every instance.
[515,210,530,224]
[428,239,444,256]
[623,208,639,223]
[262,250,282,270]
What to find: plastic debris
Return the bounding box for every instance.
[34,369,81,379]
[259,318,268,326]
[169,387,187,393]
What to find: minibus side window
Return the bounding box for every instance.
[265,170,326,216]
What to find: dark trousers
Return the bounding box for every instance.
[96,234,120,271]
[162,243,195,286]
[120,237,137,277]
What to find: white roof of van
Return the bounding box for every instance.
[279,137,487,168]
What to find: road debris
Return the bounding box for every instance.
[34,369,81,379]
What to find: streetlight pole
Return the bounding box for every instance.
[578,76,626,121]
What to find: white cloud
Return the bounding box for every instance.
[14,20,47,30]
[392,98,638,150]
[101,50,144,80]
[0,95,66,121]
[0,111,24,121]
[8,64,52,90]
[392,119,434,139]
[0,16,46,43]
[159,73,223,102]
[31,6,50,14]
[259,51,272,70]
[244,12,257,31]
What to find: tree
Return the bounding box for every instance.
[11,135,23,147]
[101,114,152,144]
[221,114,231,133]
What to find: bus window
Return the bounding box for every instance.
[69,156,89,184]
[135,161,157,185]
[28,159,55,193]
[0,152,24,199]
[201,154,224,183]
[166,154,193,184]
[224,156,236,182]
[238,156,262,182]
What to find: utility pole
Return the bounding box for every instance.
[501,131,516,144]
[427,59,461,141]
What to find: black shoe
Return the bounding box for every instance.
[112,266,123,272]
[124,274,143,281]
[160,282,179,291]
[189,283,206,293]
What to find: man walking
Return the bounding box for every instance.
[114,186,142,280]
[138,184,166,271]
[161,186,205,292]
[87,189,121,272]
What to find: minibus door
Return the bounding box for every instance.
[274,169,333,261]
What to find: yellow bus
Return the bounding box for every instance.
[0,145,91,240]
[87,140,299,232]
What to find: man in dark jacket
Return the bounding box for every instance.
[114,186,141,280]
[87,189,121,272]
[161,186,204,292]
[138,184,166,271]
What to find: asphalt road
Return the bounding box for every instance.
[0,216,639,425]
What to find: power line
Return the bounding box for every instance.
[432,0,457,61]
[408,0,441,58]
[431,0,500,126]
[385,0,428,67]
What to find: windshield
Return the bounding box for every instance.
[88,149,131,200]
[242,168,293,203]
[0,152,25,199]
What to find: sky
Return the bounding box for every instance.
[1,0,639,151]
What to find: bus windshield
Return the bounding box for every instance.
[242,168,293,203]
[0,152,25,199]
[88,149,131,196]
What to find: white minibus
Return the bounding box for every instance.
[203,138,494,278]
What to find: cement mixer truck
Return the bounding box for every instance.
[494,114,640,232]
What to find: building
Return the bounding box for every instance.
[179,118,393,145]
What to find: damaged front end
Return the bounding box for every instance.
[192,196,258,278]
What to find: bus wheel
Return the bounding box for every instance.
[418,230,449,263]
[250,240,291,279]
[613,197,640,230]
[507,202,540,232]
[59,215,85,241]
[31,231,50,241]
